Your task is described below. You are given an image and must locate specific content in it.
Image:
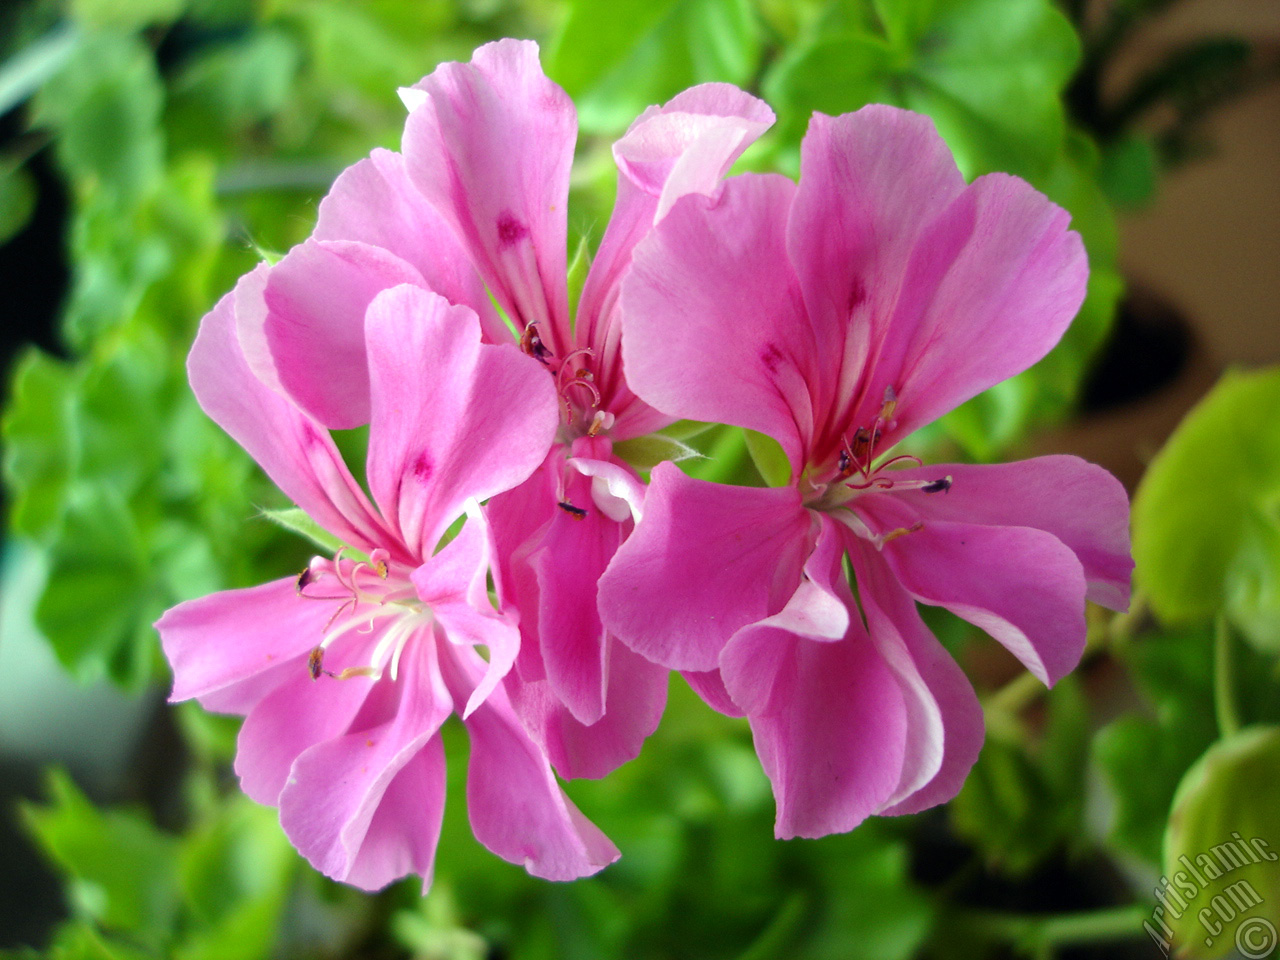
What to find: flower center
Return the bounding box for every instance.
[297,547,430,683]
[802,386,952,547]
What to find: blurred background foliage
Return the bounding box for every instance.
[1,0,1278,957]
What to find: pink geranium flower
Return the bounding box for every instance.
[156,274,617,890]
[599,106,1133,839]
[255,39,776,778]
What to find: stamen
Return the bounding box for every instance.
[586,410,614,437]
[558,500,588,520]
[880,521,924,545]
[837,510,925,550]
[308,646,326,679]
[520,323,552,364]
[880,385,898,421]
[875,454,923,471]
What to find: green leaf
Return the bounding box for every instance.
[34,32,165,203]
[259,507,344,554]
[173,797,295,960]
[613,433,704,471]
[548,0,681,99]
[552,0,763,133]
[1095,627,1219,864]
[1133,367,1280,652]
[0,22,80,116]
[766,0,1079,179]
[71,0,186,29]
[1162,727,1280,958]
[35,486,156,686]
[566,233,591,326]
[0,161,37,244]
[2,349,77,540]
[171,30,302,132]
[953,676,1089,872]
[23,771,179,946]
[743,429,792,487]
[1097,134,1158,209]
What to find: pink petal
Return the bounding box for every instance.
[158,576,337,707]
[859,501,1089,686]
[363,285,559,558]
[442,647,619,879]
[484,461,559,684]
[620,173,814,470]
[576,85,773,427]
[680,669,745,718]
[786,107,966,419]
[882,173,1088,439]
[187,270,392,552]
[278,638,453,889]
[598,462,813,672]
[720,614,908,840]
[849,539,984,815]
[264,239,426,429]
[787,108,1086,448]
[507,640,668,780]
[341,736,447,892]
[528,465,624,725]
[235,661,378,805]
[717,515,851,717]
[567,453,646,523]
[401,39,575,350]
[411,515,518,719]
[314,149,506,344]
[882,456,1132,611]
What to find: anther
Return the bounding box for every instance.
[922,476,952,494]
[881,385,898,421]
[558,500,588,520]
[879,520,924,547]
[520,323,552,364]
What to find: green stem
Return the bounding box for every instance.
[960,905,1149,955]
[1214,612,1242,738]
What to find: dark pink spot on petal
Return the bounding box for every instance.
[496,212,528,249]
[760,343,784,374]
[412,452,433,481]
[847,278,867,312]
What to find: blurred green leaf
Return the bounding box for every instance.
[174,796,295,960]
[1133,366,1280,652]
[6,922,155,960]
[171,30,303,133]
[767,0,1079,179]
[23,771,180,946]
[71,0,186,30]
[1097,134,1158,209]
[953,676,1089,872]
[1095,627,1219,864]
[2,349,77,540]
[34,32,164,203]
[1162,726,1280,958]
[0,161,37,243]
[553,0,763,133]
[548,0,681,98]
[0,22,79,116]
[35,485,156,686]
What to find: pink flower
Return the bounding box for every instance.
[254,39,777,779]
[599,106,1133,838]
[156,274,618,890]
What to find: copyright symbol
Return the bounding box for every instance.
[1237,918,1277,959]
